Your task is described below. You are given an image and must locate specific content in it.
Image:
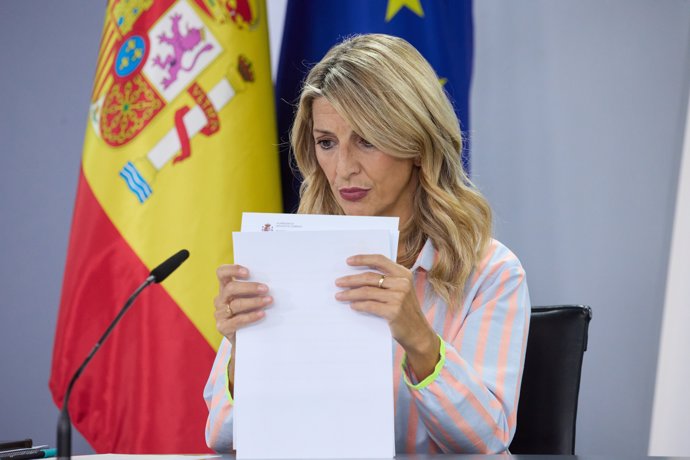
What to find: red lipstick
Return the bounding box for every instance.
[339,187,369,201]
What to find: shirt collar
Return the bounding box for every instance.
[411,238,435,272]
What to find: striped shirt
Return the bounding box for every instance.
[204,238,530,454]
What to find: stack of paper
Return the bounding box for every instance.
[232,213,399,459]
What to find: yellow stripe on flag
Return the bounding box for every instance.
[82,0,281,349]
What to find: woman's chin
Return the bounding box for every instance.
[340,204,375,217]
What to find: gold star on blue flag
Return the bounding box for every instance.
[385,0,425,22]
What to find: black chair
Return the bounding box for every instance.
[509,305,592,454]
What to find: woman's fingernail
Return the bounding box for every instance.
[346,257,354,263]
[257,284,268,293]
[263,296,272,303]
[239,268,248,276]
[335,292,343,300]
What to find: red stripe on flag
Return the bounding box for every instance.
[50,168,215,453]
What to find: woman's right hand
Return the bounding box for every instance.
[214,264,273,346]
[214,264,272,393]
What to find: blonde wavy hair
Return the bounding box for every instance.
[291,34,492,304]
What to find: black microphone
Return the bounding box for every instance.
[57,249,190,460]
[150,249,190,283]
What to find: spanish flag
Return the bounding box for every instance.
[49,0,281,453]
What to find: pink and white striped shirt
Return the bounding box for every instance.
[204,238,530,454]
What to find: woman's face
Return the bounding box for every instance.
[312,97,418,222]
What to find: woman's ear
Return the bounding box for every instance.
[414,156,422,167]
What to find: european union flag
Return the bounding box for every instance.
[276,0,473,212]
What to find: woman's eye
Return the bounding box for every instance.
[316,139,335,150]
[359,138,374,149]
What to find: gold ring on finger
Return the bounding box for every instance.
[378,274,386,289]
[226,302,235,318]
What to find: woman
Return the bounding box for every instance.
[204,33,530,454]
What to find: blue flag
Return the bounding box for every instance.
[275,0,473,212]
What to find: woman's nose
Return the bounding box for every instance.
[335,145,360,177]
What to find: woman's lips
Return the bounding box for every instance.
[339,187,370,201]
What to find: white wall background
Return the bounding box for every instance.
[471,1,690,454]
[649,47,690,456]
[1,0,689,455]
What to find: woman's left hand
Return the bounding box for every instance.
[335,254,440,380]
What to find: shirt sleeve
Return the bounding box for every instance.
[204,337,235,452]
[401,243,531,453]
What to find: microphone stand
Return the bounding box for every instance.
[57,275,154,460]
[56,248,188,460]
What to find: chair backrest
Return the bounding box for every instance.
[509,305,592,454]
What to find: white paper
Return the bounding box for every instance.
[233,229,395,459]
[241,212,399,260]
